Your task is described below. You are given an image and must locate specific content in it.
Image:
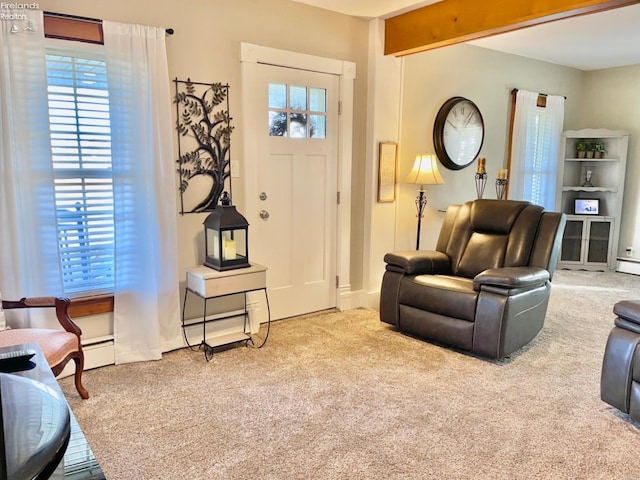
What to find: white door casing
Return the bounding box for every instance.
[240,43,355,321]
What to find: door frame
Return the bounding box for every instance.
[239,42,356,313]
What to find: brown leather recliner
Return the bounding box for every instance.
[380,199,566,359]
[601,300,640,422]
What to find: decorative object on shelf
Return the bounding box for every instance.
[377,142,398,203]
[203,192,250,271]
[495,168,508,200]
[475,157,487,199]
[586,142,595,159]
[594,141,605,159]
[576,141,587,158]
[405,153,444,250]
[433,96,484,170]
[174,78,234,214]
[582,169,594,187]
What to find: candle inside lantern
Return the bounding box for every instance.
[477,157,486,174]
[223,238,236,260]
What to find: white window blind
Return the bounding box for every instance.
[509,90,565,211]
[521,111,557,208]
[46,47,115,296]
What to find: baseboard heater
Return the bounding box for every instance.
[616,257,640,276]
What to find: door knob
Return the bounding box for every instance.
[259,210,270,220]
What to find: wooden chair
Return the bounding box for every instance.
[0,296,89,399]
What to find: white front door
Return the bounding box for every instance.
[242,62,339,320]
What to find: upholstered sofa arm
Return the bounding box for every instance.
[384,250,451,275]
[473,267,549,293]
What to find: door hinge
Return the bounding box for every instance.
[337,191,341,205]
[338,100,342,115]
[336,275,340,288]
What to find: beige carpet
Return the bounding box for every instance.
[60,270,640,479]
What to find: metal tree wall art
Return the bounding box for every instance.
[174,79,234,214]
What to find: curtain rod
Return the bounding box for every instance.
[511,88,566,100]
[43,11,174,35]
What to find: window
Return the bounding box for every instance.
[508,89,565,211]
[46,45,114,296]
[520,110,557,207]
[268,83,326,138]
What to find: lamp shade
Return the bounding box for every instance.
[404,154,445,186]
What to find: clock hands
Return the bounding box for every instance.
[446,119,459,131]
[462,111,474,128]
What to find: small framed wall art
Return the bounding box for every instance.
[378,142,398,203]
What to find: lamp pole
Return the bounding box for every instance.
[414,188,427,250]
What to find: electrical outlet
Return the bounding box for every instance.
[625,247,633,257]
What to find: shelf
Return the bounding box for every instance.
[562,186,618,192]
[566,215,613,221]
[565,157,619,162]
[558,128,628,271]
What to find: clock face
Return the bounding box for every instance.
[433,97,484,170]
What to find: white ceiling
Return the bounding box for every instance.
[291,0,440,19]
[291,0,640,71]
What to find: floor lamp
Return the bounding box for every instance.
[404,153,445,250]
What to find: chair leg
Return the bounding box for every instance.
[72,352,89,399]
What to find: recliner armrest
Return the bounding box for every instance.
[473,267,549,292]
[613,300,640,334]
[384,250,451,275]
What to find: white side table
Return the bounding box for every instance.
[183,263,270,360]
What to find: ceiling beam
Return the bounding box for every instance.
[385,0,640,56]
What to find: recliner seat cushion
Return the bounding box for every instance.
[399,275,477,322]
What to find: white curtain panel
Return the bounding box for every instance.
[0,10,64,329]
[509,89,565,211]
[102,21,182,363]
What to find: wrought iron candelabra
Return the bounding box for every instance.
[475,172,487,199]
[495,178,508,200]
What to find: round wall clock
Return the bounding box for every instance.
[433,96,484,170]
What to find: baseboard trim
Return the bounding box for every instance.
[616,258,640,275]
[58,338,115,379]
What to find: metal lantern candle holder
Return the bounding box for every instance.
[203,192,250,271]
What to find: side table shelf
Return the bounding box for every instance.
[182,263,271,360]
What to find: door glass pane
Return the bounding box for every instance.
[310,114,326,139]
[269,111,287,136]
[268,83,286,109]
[289,113,307,138]
[561,220,584,262]
[290,86,307,110]
[310,88,326,112]
[587,220,611,263]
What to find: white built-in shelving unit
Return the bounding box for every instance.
[556,128,628,271]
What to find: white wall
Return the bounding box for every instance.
[360,19,403,308]
[581,65,640,259]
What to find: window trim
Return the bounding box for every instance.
[69,294,114,317]
[44,12,104,45]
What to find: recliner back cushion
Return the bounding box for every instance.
[450,200,543,278]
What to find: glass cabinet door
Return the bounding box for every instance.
[586,219,612,264]
[561,219,584,263]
